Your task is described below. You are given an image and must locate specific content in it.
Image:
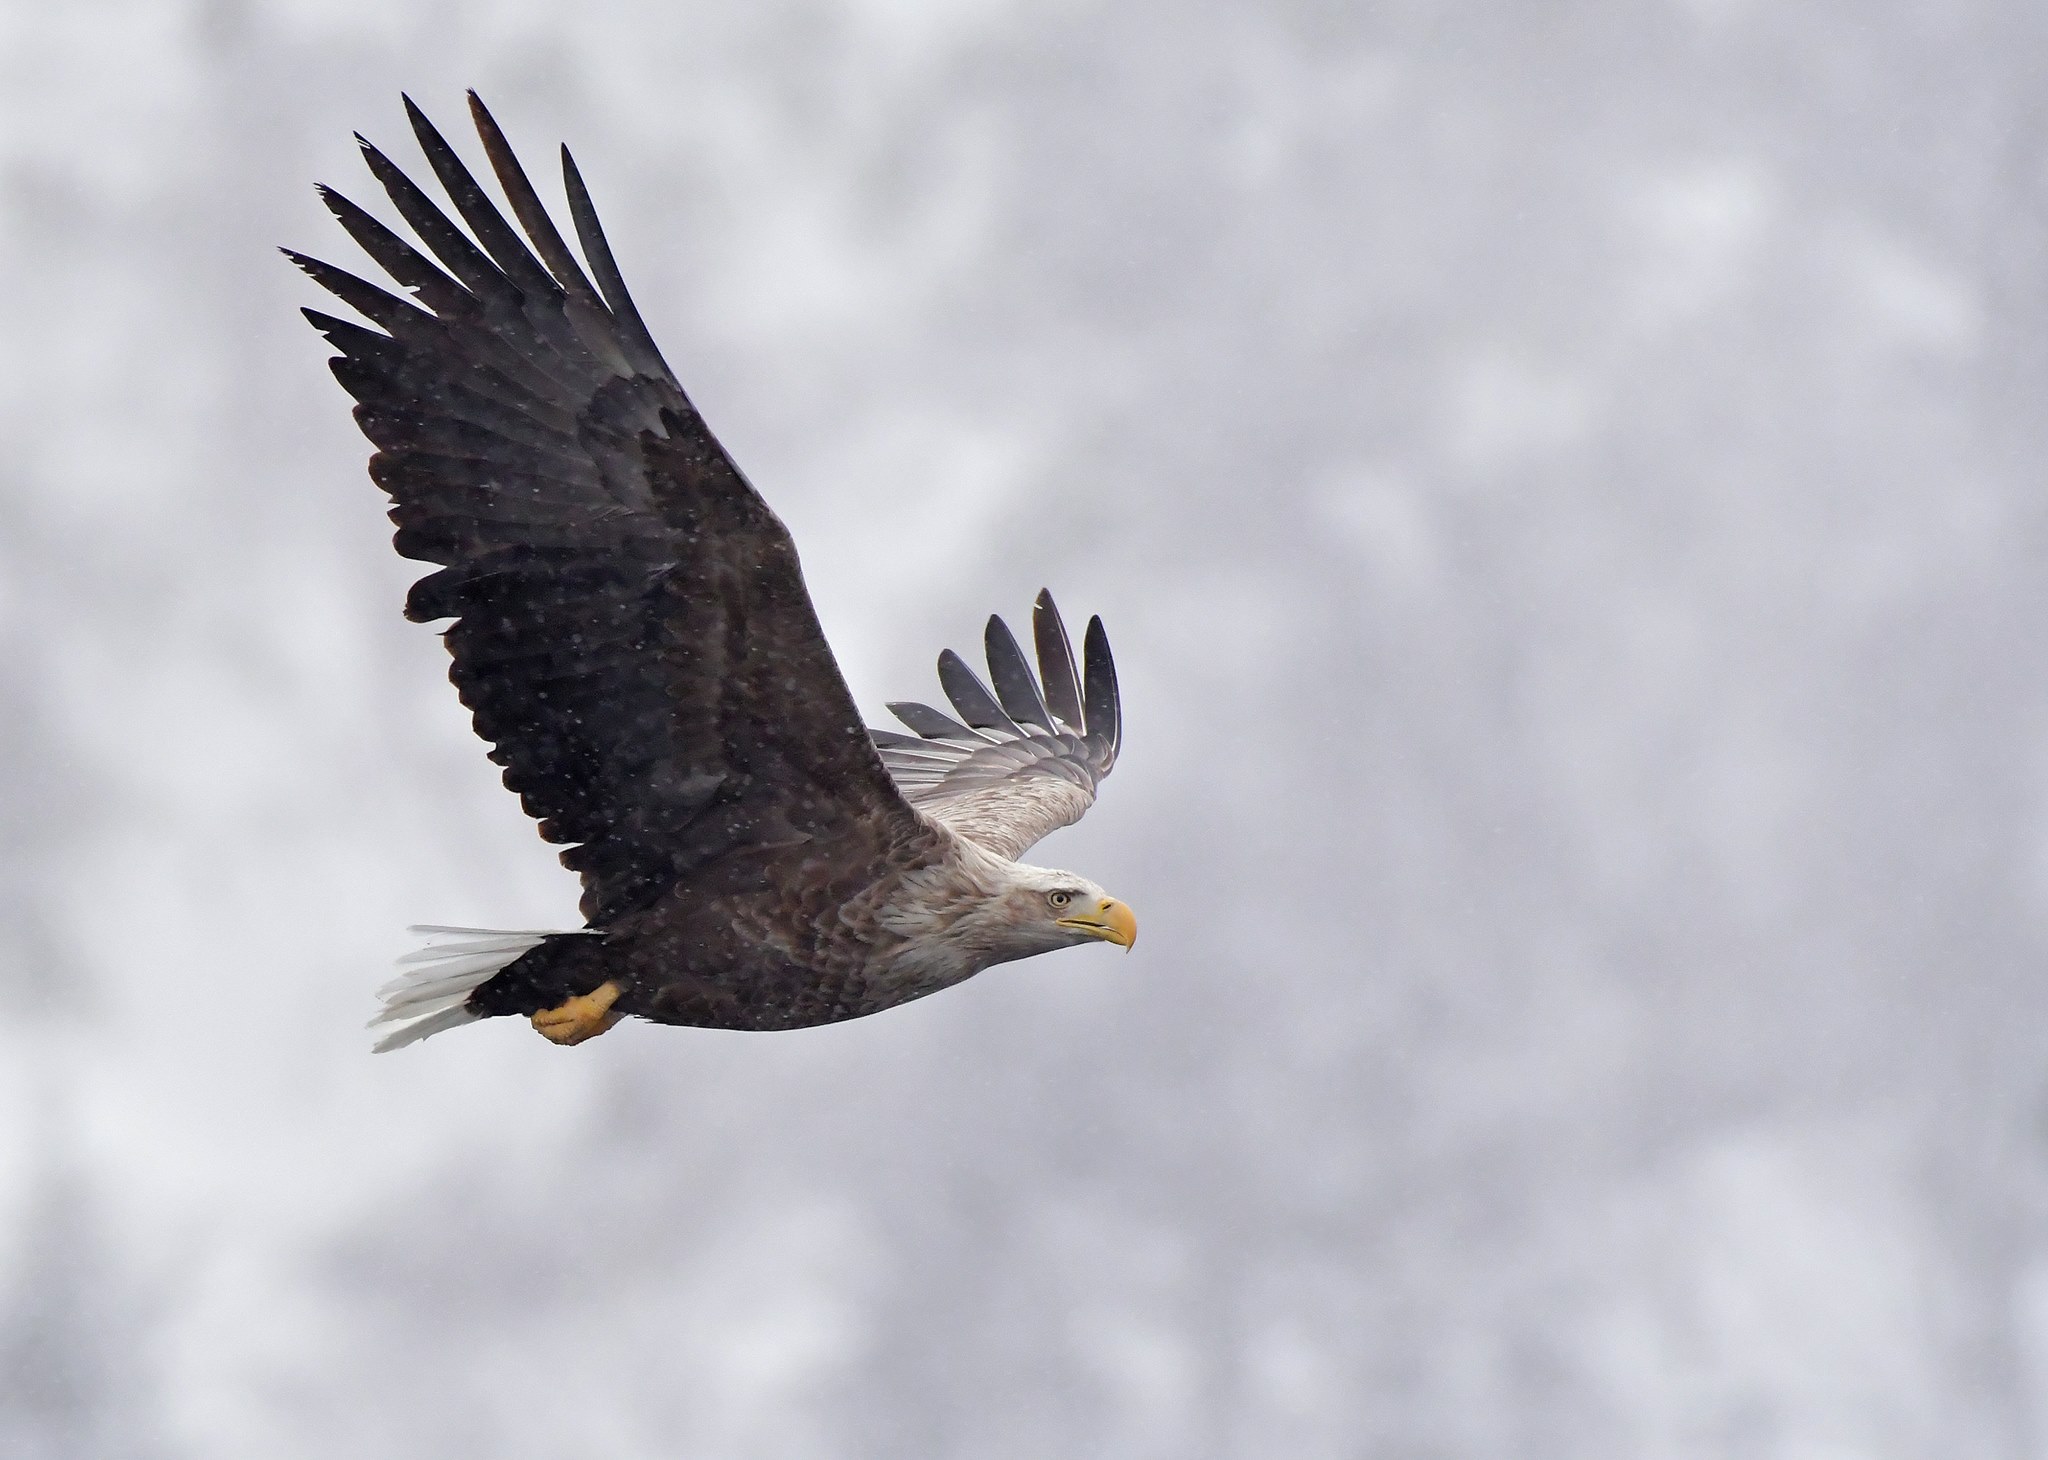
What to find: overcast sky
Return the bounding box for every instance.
[4,2,2048,1456]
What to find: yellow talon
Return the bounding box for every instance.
[530,980,625,1045]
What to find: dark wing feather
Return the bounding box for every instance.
[560,147,671,379]
[869,594,1121,859]
[294,96,921,922]
[401,96,560,301]
[936,650,1025,737]
[984,616,1056,732]
[886,700,984,742]
[465,94,608,312]
[1081,614,1122,760]
[1032,590,1085,731]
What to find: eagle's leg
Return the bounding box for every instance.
[531,980,625,1045]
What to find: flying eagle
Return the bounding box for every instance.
[288,95,1135,1051]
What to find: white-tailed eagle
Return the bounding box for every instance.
[288,95,1135,1051]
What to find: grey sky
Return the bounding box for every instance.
[2,2,2044,1455]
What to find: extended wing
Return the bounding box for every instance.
[870,592,1121,860]
[292,94,919,923]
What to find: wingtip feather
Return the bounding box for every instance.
[1081,614,1120,762]
[1032,591,1085,731]
[983,613,1056,732]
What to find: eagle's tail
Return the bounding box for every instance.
[369,925,559,1052]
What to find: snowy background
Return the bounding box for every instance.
[4,1,2048,1455]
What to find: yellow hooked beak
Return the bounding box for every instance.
[1057,895,1138,951]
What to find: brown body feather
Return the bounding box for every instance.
[471,819,962,1031]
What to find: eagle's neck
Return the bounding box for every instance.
[878,834,1040,983]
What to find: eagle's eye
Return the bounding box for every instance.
[1047,890,1074,909]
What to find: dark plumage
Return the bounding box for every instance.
[291,96,1135,1050]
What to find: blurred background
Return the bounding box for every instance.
[3,1,2046,1455]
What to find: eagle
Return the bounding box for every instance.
[288,95,1136,1052]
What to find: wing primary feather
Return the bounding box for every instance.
[465,92,607,310]
[1033,590,1085,731]
[984,615,1056,732]
[301,307,391,355]
[559,146,672,380]
[316,186,472,316]
[356,135,513,304]
[936,649,1025,736]
[888,700,990,742]
[1082,614,1121,763]
[401,94,561,299]
[283,248,435,336]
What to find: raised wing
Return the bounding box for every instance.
[870,592,1120,860]
[291,94,918,923]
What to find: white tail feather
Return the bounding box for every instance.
[373,1003,482,1053]
[370,925,582,1053]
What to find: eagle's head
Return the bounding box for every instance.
[978,863,1138,963]
[884,845,1138,980]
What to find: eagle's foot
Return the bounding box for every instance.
[531,981,624,1045]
